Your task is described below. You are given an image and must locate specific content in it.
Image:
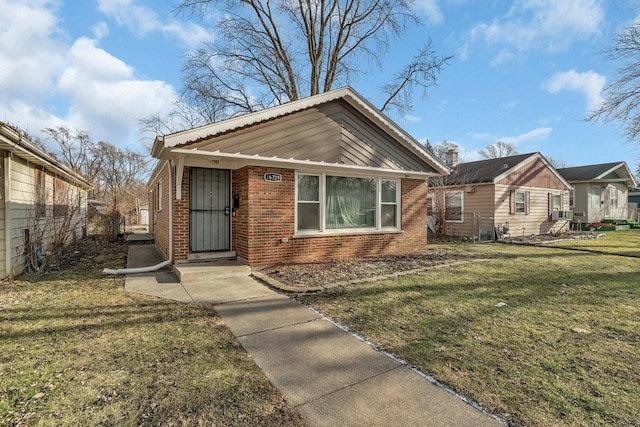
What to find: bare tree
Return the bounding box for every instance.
[478,141,518,159]
[44,126,150,236]
[430,140,458,162]
[546,156,568,169]
[157,0,451,132]
[43,126,103,182]
[588,22,640,144]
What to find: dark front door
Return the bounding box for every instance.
[190,168,231,252]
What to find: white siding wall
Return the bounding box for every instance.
[3,156,87,278]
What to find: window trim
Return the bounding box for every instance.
[294,171,401,236]
[510,190,530,215]
[445,190,464,223]
[569,189,575,208]
[591,186,601,208]
[35,168,47,218]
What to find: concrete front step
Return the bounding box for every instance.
[174,259,251,283]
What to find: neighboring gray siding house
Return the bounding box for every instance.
[0,122,92,278]
[557,162,638,224]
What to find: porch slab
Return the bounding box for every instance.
[174,260,251,283]
[180,276,273,304]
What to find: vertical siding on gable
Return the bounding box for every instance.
[498,158,566,190]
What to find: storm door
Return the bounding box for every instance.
[190,168,231,252]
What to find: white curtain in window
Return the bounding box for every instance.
[325,176,375,229]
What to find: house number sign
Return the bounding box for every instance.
[264,173,282,182]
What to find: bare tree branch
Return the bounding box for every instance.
[151,0,450,133]
[588,22,640,145]
[478,141,518,159]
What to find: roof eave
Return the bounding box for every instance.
[169,148,440,179]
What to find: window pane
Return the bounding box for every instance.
[326,176,376,229]
[515,192,526,213]
[297,202,320,230]
[381,204,396,227]
[591,187,600,207]
[446,191,462,221]
[298,175,319,201]
[552,194,561,209]
[381,180,397,203]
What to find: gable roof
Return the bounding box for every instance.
[557,162,638,187]
[433,152,571,189]
[151,87,449,178]
[0,122,93,189]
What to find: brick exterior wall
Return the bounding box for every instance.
[149,161,171,260]
[153,163,429,266]
[172,166,191,261]
[237,166,429,266]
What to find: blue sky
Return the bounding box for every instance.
[1,0,638,171]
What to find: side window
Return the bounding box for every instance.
[380,180,399,228]
[157,180,163,211]
[510,190,530,215]
[591,186,601,208]
[297,174,320,231]
[35,169,46,218]
[445,191,463,221]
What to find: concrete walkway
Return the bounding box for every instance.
[123,243,502,427]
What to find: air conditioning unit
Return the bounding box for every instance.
[552,210,573,221]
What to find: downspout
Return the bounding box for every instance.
[103,154,174,275]
[4,153,12,278]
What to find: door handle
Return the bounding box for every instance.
[224,206,230,215]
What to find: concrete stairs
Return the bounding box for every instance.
[173,259,251,283]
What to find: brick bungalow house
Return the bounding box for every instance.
[148,87,449,267]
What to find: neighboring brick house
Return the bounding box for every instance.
[0,122,92,278]
[429,152,572,239]
[148,87,449,266]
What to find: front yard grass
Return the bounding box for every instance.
[0,238,303,426]
[297,234,640,426]
[545,229,640,257]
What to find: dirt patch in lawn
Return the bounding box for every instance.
[258,250,473,289]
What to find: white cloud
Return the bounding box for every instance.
[470,0,604,63]
[543,69,606,111]
[500,127,553,145]
[0,0,66,103]
[97,0,212,48]
[57,37,178,144]
[93,22,110,39]
[416,0,444,25]
[0,0,179,151]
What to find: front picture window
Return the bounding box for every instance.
[296,173,400,233]
[326,176,376,229]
